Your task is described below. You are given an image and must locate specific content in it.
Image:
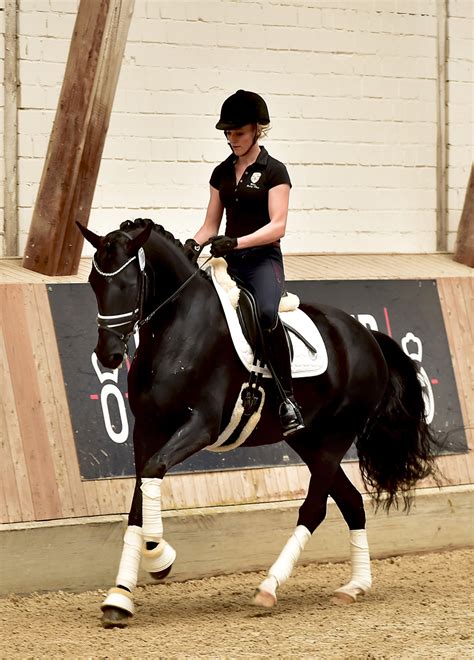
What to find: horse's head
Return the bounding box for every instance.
[77,220,153,368]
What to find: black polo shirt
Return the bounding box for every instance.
[209,146,292,239]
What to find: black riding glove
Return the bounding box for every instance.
[210,235,238,257]
[183,238,202,263]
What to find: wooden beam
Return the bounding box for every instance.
[22,0,134,276]
[454,164,474,268]
[3,0,19,256]
[436,0,448,252]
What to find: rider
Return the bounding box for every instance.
[185,89,305,436]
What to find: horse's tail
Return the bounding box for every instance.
[356,330,439,511]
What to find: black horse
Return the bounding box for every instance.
[77,218,437,628]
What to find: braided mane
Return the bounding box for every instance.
[119,218,184,249]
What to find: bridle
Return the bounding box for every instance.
[92,242,212,352]
[93,246,148,348]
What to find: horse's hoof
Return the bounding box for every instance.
[101,605,131,628]
[331,591,357,605]
[252,588,277,608]
[150,563,173,580]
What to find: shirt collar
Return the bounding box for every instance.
[227,146,269,169]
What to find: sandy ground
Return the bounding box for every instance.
[0,548,472,659]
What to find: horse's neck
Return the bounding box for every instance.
[147,241,195,294]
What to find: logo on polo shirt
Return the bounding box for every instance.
[247,172,262,189]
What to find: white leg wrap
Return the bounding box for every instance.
[114,525,143,592]
[141,477,163,542]
[142,538,176,573]
[335,529,372,599]
[101,586,134,616]
[259,525,311,597]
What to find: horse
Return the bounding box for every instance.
[77,217,437,628]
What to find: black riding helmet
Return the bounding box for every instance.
[215,90,270,130]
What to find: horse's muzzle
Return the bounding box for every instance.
[95,330,126,369]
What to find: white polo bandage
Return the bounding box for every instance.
[267,525,311,587]
[335,528,372,599]
[113,525,143,592]
[141,477,163,542]
[348,529,372,591]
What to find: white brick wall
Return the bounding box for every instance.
[2,0,473,256]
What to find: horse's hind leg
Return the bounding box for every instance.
[329,467,372,604]
[253,430,353,608]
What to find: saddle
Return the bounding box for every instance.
[208,258,328,412]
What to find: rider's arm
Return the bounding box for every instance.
[194,186,224,246]
[236,183,290,250]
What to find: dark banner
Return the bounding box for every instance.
[48,279,467,480]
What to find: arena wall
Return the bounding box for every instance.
[0,0,472,256]
[0,256,472,526]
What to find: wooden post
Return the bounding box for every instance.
[22,0,134,276]
[454,165,474,268]
[4,0,19,256]
[436,0,448,252]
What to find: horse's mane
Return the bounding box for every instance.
[119,218,184,250]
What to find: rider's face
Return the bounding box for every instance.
[224,124,257,155]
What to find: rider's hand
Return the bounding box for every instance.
[210,235,238,257]
[183,238,202,263]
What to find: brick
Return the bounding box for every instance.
[48,0,79,12]
[18,12,48,37]
[46,12,76,38]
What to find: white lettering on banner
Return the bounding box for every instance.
[100,383,129,444]
[356,314,379,331]
[352,317,435,423]
[401,332,435,424]
[91,352,129,444]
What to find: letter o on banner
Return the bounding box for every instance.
[100,383,129,444]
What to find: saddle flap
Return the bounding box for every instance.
[236,287,261,353]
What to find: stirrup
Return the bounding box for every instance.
[279,398,305,436]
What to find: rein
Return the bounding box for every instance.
[136,255,212,330]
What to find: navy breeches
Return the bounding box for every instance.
[225,246,285,330]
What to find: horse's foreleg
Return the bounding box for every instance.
[253,525,311,607]
[101,525,142,628]
[330,467,372,603]
[139,411,216,577]
[140,477,176,576]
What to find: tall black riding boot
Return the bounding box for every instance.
[263,320,305,436]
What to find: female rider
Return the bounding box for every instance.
[185,89,304,436]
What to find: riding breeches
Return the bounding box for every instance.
[225,246,285,330]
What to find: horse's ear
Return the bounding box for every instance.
[127,222,153,255]
[76,222,102,249]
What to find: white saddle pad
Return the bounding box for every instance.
[209,259,328,379]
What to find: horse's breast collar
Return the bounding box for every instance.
[208,258,328,379]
